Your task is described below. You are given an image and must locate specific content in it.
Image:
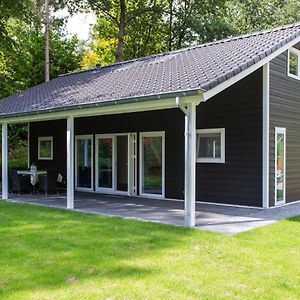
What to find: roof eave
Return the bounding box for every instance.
[0,88,204,123]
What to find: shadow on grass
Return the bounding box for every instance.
[287,215,300,222]
[0,201,197,297]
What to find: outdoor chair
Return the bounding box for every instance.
[9,169,32,194]
[39,169,58,195]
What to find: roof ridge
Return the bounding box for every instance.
[171,22,300,52]
[58,22,300,78]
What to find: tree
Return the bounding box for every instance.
[45,0,50,82]
[87,0,167,62]
[0,0,84,165]
[168,0,232,49]
[0,20,84,99]
[0,0,33,55]
[227,0,300,34]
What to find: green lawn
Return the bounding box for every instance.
[0,201,299,300]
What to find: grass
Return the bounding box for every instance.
[0,201,300,300]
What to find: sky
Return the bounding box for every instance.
[55,9,97,41]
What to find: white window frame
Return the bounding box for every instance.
[139,131,165,199]
[287,47,300,80]
[275,127,286,205]
[38,136,53,160]
[196,128,225,163]
[75,135,94,192]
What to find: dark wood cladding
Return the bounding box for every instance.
[29,69,263,206]
[75,109,185,199]
[269,49,300,206]
[196,69,263,206]
[29,119,67,181]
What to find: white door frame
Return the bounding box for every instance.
[129,133,137,196]
[95,133,137,196]
[114,133,130,195]
[75,134,94,192]
[275,127,286,205]
[95,134,116,194]
[139,131,165,199]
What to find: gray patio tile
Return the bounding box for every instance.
[5,192,300,235]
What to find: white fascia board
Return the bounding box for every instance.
[203,35,300,102]
[0,94,203,124]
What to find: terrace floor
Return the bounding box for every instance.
[6,192,300,235]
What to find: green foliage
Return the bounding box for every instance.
[85,0,300,65]
[0,0,84,164]
[169,0,232,49]
[227,0,300,34]
[8,158,28,170]
[0,0,33,55]
[0,21,84,99]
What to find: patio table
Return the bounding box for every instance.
[17,170,47,186]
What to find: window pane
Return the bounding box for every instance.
[142,136,162,195]
[76,138,92,188]
[98,138,113,188]
[117,135,128,192]
[276,133,285,202]
[289,51,298,76]
[197,133,221,158]
[39,139,52,159]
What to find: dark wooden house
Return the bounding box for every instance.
[1,24,300,226]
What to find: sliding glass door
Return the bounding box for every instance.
[95,133,137,195]
[75,135,93,191]
[275,127,286,204]
[140,132,165,198]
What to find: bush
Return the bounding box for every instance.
[8,158,28,169]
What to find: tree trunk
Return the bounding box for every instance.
[115,0,126,62]
[177,0,190,49]
[44,0,50,82]
[168,0,174,51]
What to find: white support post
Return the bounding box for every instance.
[184,102,196,227]
[262,63,270,208]
[2,123,8,199]
[67,116,74,209]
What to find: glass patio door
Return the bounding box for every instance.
[140,132,165,198]
[95,133,137,195]
[75,135,93,191]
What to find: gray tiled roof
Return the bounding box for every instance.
[1,23,300,117]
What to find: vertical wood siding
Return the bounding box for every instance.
[269,49,300,206]
[29,69,263,206]
[29,119,67,182]
[196,69,263,206]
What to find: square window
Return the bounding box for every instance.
[288,48,300,79]
[38,137,53,160]
[196,128,225,163]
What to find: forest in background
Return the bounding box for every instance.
[1,0,300,166]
